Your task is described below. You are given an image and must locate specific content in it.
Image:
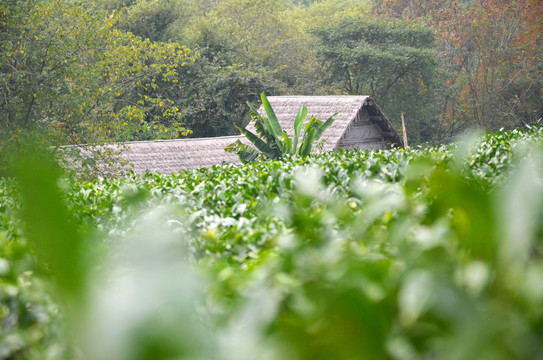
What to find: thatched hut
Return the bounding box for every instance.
[89,96,402,175]
[247,96,402,151]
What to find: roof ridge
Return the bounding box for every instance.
[121,135,244,145]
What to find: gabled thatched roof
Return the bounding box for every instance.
[76,96,402,175]
[248,96,402,151]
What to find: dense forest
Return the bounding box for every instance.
[1,0,542,154]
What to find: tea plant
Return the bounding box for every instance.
[1,125,543,359]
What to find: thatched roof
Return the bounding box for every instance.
[77,96,402,175]
[119,135,244,174]
[248,96,402,151]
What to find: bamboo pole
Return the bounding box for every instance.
[401,112,408,148]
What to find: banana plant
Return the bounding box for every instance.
[226,92,337,164]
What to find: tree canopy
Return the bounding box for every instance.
[1,0,193,153]
[314,18,438,143]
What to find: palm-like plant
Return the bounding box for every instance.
[226,92,337,163]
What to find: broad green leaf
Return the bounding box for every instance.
[299,127,317,157]
[315,113,338,140]
[247,100,273,136]
[235,125,277,159]
[11,151,85,301]
[254,117,281,157]
[281,132,292,155]
[261,92,283,137]
[304,116,318,133]
[293,105,308,154]
[247,99,284,154]
[236,143,260,164]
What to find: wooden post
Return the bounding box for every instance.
[401,112,408,148]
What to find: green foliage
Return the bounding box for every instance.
[314,17,439,143]
[1,5,543,356]
[95,0,274,138]
[0,0,193,172]
[227,92,337,163]
[373,0,543,141]
[114,0,186,42]
[39,0,540,146]
[168,60,269,137]
[93,0,326,129]
[11,154,85,300]
[83,0,443,143]
[2,126,543,359]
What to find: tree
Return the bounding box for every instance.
[443,0,543,132]
[88,0,320,137]
[170,60,270,137]
[314,18,439,143]
[374,0,543,140]
[0,0,194,169]
[90,0,196,43]
[131,24,274,138]
[289,0,373,31]
[178,0,322,95]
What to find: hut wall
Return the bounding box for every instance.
[337,107,387,150]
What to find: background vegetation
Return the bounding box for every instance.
[2,0,541,153]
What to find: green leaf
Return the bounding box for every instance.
[235,125,277,159]
[304,116,319,133]
[293,105,308,154]
[247,99,284,154]
[247,100,272,136]
[281,132,293,155]
[236,143,260,164]
[11,151,85,301]
[252,114,279,154]
[299,127,317,157]
[238,95,336,161]
[315,112,337,140]
[261,92,282,137]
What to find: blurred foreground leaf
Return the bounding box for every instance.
[10,150,85,301]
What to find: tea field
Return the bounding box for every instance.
[2,127,543,360]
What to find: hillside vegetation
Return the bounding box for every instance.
[2,126,543,359]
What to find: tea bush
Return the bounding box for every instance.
[1,126,543,359]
